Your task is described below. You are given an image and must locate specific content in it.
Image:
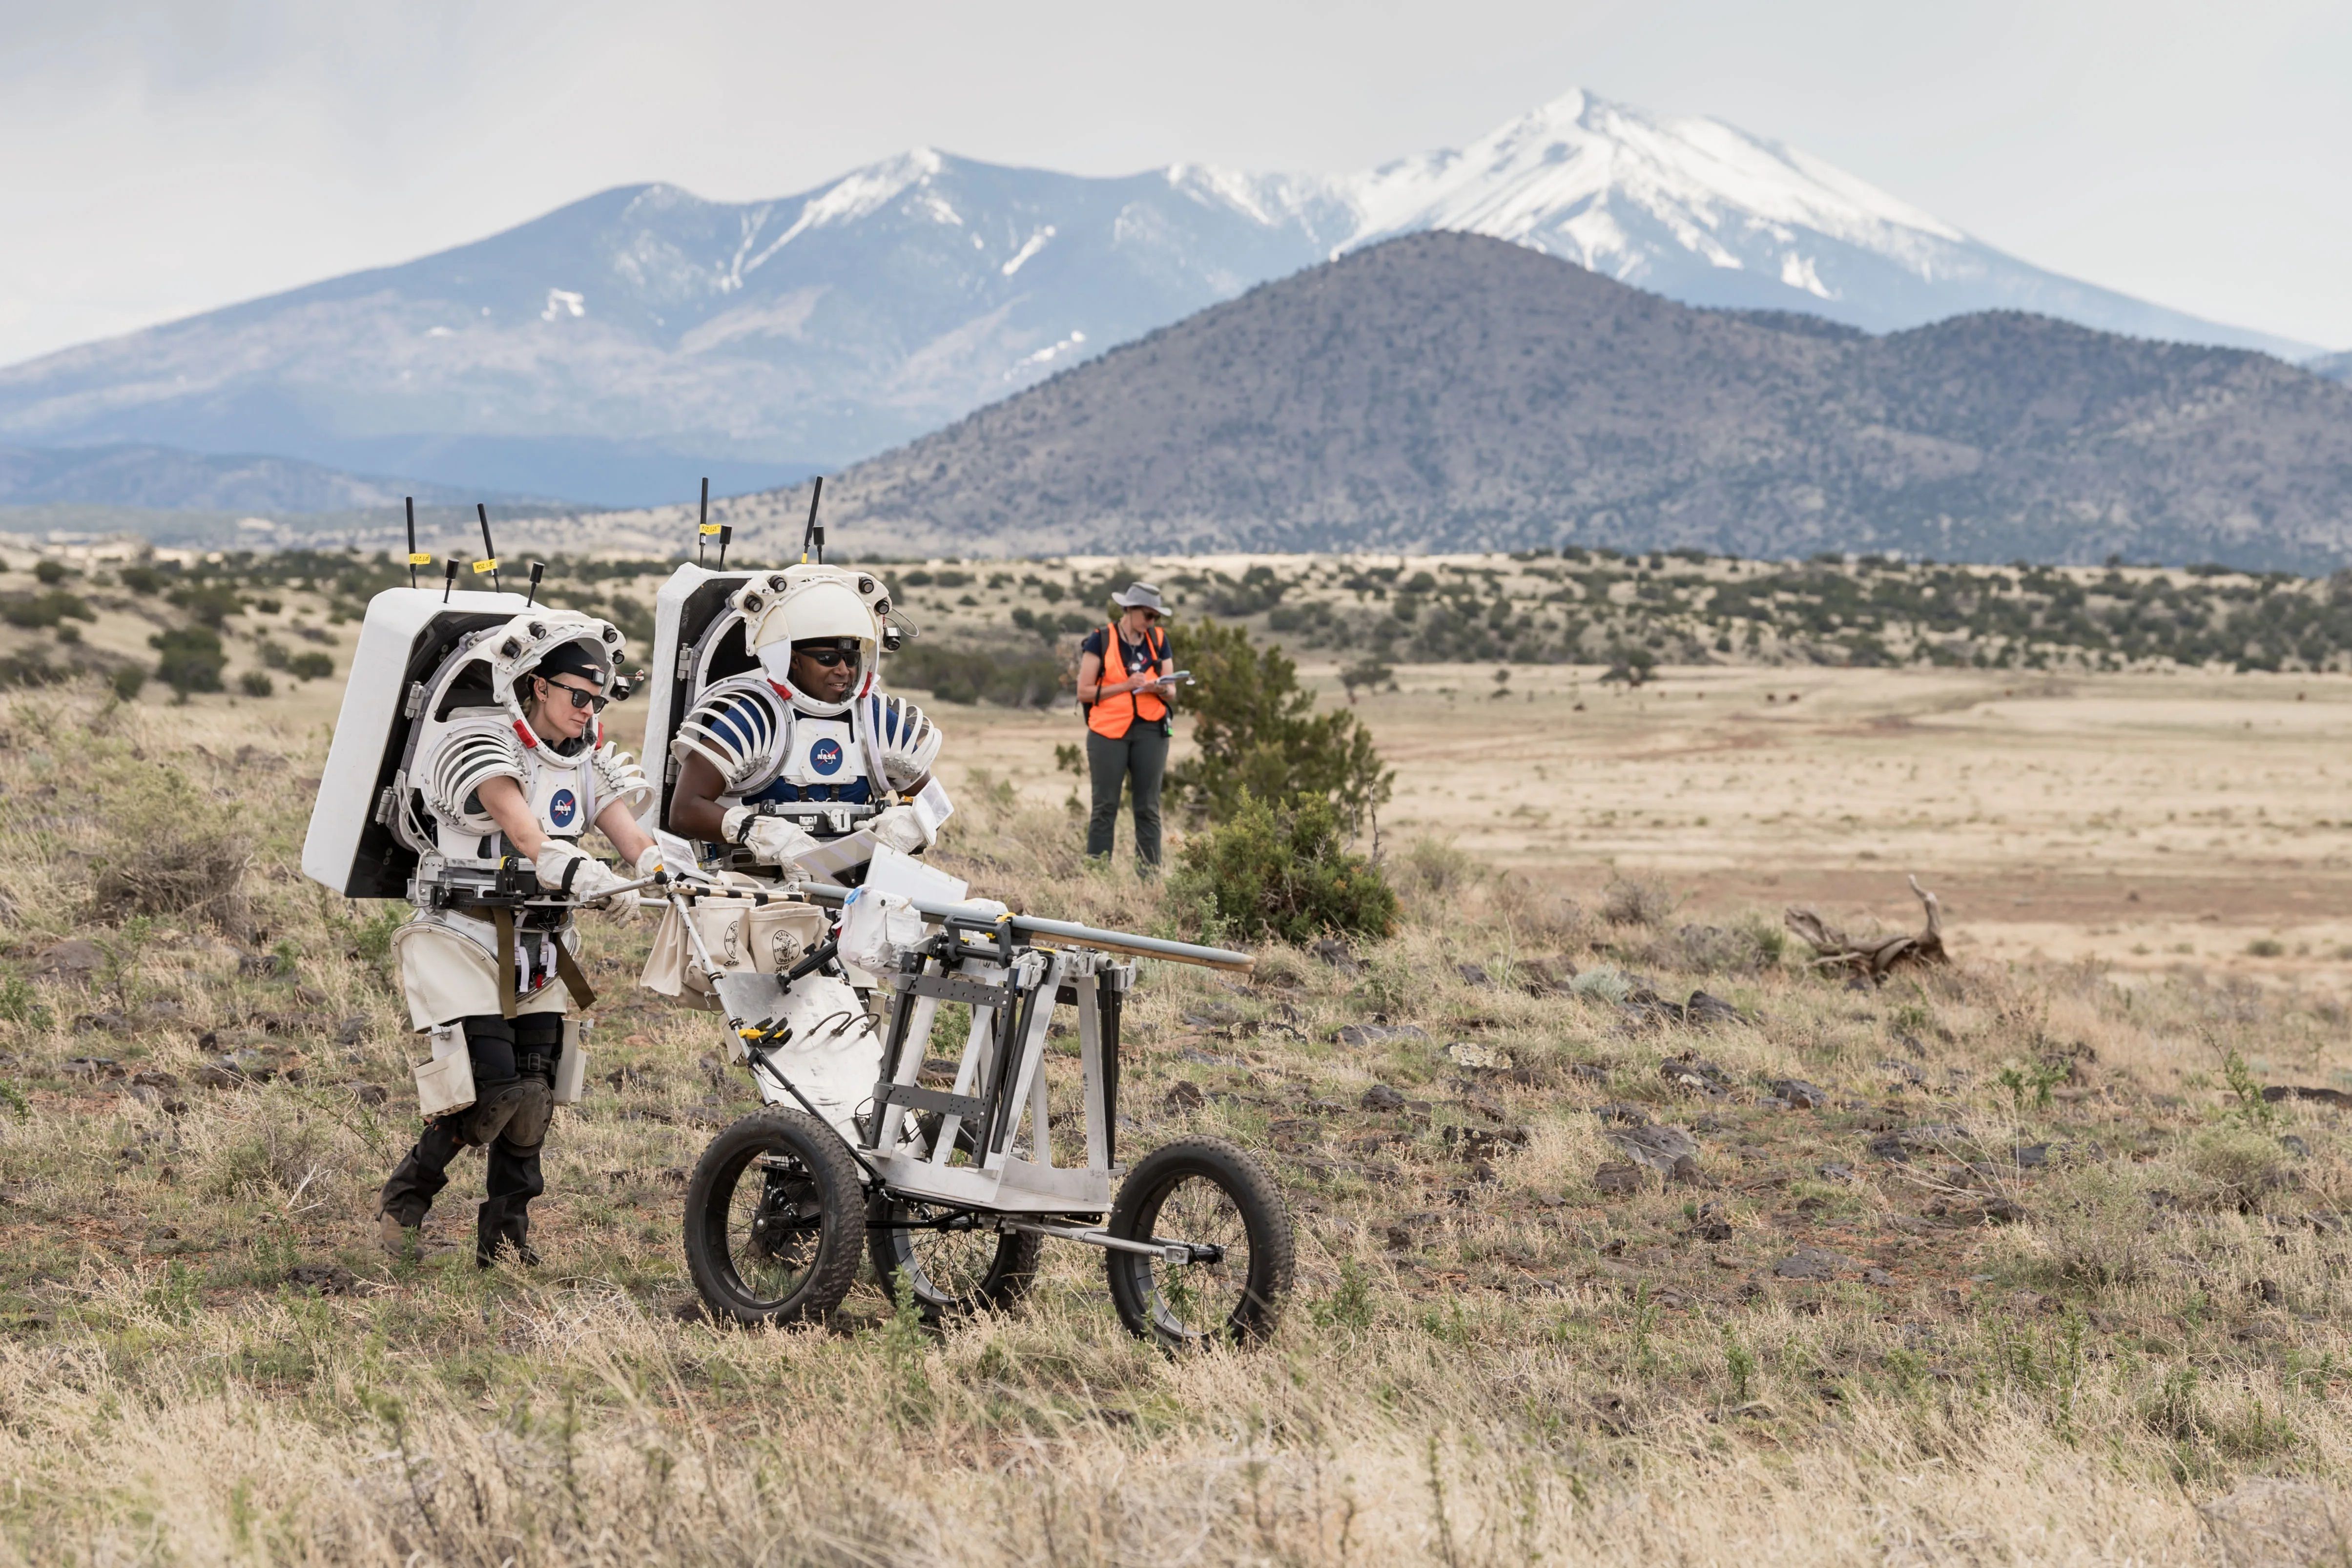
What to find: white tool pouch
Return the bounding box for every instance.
[413,1022,476,1117]
[837,888,927,977]
[553,1019,590,1106]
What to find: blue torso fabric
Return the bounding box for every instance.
[704,689,934,807]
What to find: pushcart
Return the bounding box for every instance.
[652,875,1295,1347]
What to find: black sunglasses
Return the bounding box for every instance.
[545,677,609,713]
[796,647,858,668]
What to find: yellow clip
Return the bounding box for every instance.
[738,1027,758,1040]
[700,523,722,536]
[406,552,432,566]
[471,557,498,574]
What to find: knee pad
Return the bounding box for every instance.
[502,1079,556,1150]
[463,1076,528,1145]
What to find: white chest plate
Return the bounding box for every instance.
[779,717,863,791]
[523,745,600,839]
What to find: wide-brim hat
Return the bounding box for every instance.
[1112,581,1166,614]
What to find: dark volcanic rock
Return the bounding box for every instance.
[1311,939,1362,974]
[32,940,102,977]
[1336,1024,1428,1047]
[1593,1162,1646,1196]
[1773,1246,1851,1281]
[1685,990,1741,1027]
[1606,1122,1699,1174]
[1769,1078,1827,1110]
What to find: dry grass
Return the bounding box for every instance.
[1,680,2351,1563]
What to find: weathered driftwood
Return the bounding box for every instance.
[1785,876,1948,981]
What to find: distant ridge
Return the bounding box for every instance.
[0,442,555,514]
[681,234,2352,573]
[0,90,2312,504]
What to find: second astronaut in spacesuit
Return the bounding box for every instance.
[665,564,946,878]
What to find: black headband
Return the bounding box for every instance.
[535,639,610,686]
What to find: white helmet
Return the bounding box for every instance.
[731,564,890,719]
[482,609,627,726]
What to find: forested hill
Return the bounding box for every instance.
[694,232,2352,572]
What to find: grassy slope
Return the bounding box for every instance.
[0,684,2348,1563]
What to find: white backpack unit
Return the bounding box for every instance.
[301,587,537,898]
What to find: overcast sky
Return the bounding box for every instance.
[3,0,2347,369]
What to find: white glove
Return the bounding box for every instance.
[534,842,635,911]
[867,804,933,855]
[634,844,667,880]
[721,805,819,867]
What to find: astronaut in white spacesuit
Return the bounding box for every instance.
[664,564,946,879]
[378,613,659,1265]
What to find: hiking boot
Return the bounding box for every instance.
[378,1212,420,1259]
[476,1238,542,1270]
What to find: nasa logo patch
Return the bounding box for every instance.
[548,788,579,828]
[809,738,844,776]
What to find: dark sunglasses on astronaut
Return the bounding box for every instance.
[792,641,861,669]
[539,675,610,713]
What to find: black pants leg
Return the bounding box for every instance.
[475,1012,562,1261]
[1086,723,1169,866]
[1085,729,1129,859]
[379,1116,466,1228]
[380,1013,562,1260]
[1125,722,1168,868]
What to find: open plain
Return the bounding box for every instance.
[2,547,2352,1563]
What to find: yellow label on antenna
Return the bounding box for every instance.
[471,558,498,574]
[700,523,722,535]
[406,552,432,565]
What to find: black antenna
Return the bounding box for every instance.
[441,558,459,604]
[717,524,732,568]
[404,497,421,589]
[800,475,825,563]
[697,476,714,565]
[475,503,500,594]
[525,560,545,607]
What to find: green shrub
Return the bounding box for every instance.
[167,583,244,628]
[889,639,1064,707]
[32,560,68,584]
[1168,792,1397,945]
[118,565,165,594]
[149,628,226,696]
[287,651,333,681]
[1165,619,1392,834]
[0,651,62,688]
[237,670,274,698]
[110,666,147,701]
[1,590,95,628]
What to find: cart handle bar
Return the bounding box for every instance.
[791,882,1255,974]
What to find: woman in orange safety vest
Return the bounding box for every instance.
[1075,582,1177,867]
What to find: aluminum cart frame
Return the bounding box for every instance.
[659,875,1295,1346]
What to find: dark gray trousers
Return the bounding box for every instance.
[1086,723,1169,866]
[380,1013,562,1261]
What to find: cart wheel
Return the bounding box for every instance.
[1104,1137,1293,1348]
[867,1195,1042,1320]
[683,1110,865,1327]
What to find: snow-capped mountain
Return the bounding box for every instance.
[0,90,2317,507]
